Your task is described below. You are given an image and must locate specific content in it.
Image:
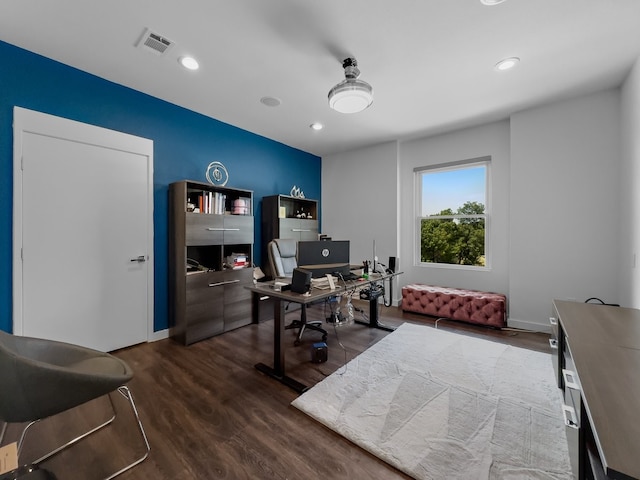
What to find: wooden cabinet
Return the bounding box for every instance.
[553,300,640,480]
[261,194,318,275]
[169,180,254,345]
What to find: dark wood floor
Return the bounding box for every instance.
[10,302,549,479]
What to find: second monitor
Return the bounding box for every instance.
[297,240,350,278]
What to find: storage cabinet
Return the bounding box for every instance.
[261,194,318,275]
[169,180,254,345]
[552,300,640,480]
[549,314,561,388]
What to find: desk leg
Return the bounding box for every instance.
[355,296,395,332]
[254,298,309,393]
[251,291,260,324]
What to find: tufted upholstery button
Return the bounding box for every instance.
[401,284,506,328]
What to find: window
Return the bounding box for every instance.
[415,158,489,268]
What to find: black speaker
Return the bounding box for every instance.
[291,268,312,294]
[388,256,398,273]
[311,342,328,363]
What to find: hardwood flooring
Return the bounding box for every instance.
[10,301,549,479]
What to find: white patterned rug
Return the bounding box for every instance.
[292,323,572,480]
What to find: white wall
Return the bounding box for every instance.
[322,141,399,266]
[509,90,621,329]
[399,121,511,300]
[620,57,640,308]
[322,88,626,331]
[322,141,400,302]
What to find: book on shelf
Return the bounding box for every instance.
[190,191,227,214]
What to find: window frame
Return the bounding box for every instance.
[414,157,491,270]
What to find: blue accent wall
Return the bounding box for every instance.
[0,41,321,334]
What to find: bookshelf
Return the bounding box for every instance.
[261,194,318,276]
[169,180,254,345]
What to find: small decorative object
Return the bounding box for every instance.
[232,198,249,215]
[206,161,229,186]
[290,185,305,198]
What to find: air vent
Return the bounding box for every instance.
[136,28,173,56]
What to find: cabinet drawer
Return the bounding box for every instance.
[562,367,582,479]
[185,271,224,343]
[186,214,224,245]
[186,271,224,300]
[223,216,254,244]
[184,302,224,340]
[184,309,224,345]
[222,269,253,330]
[279,218,318,240]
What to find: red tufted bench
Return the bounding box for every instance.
[401,284,507,328]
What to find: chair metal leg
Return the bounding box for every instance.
[103,386,150,480]
[0,421,7,446]
[24,394,118,463]
[15,386,149,480]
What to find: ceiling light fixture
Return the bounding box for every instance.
[495,57,520,71]
[179,56,199,70]
[328,57,373,114]
[480,0,508,5]
[310,122,324,131]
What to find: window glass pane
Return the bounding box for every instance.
[422,165,486,216]
[418,162,488,267]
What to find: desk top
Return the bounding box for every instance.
[554,300,640,480]
[247,272,396,305]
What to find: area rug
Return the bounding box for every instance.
[291,323,572,480]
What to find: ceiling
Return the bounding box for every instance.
[2,1,640,157]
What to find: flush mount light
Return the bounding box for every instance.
[495,57,520,71]
[481,0,508,5]
[178,56,199,70]
[310,122,324,131]
[328,57,373,114]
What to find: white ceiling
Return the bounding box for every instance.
[2,0,640,157]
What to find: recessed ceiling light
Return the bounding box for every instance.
[481,0,508,5]
[495,57,520,71]
[260,96,282,107]
[179,56,199,70]
[310,123,324,131]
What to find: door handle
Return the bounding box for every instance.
[208,279,241,287]
[562,369,580,391]
[562,404,579,429]
[130,255,146,263]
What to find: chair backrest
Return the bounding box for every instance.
[268,238,298,277]
[0,329,132,423]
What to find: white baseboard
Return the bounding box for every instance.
[506,318,551,334]
[149,328,170,342]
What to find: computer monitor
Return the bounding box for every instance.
[297,240,350,278]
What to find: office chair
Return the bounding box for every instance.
[0,330,150,479]
[267,239,327,345]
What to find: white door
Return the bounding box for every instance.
[13,107,154,352]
